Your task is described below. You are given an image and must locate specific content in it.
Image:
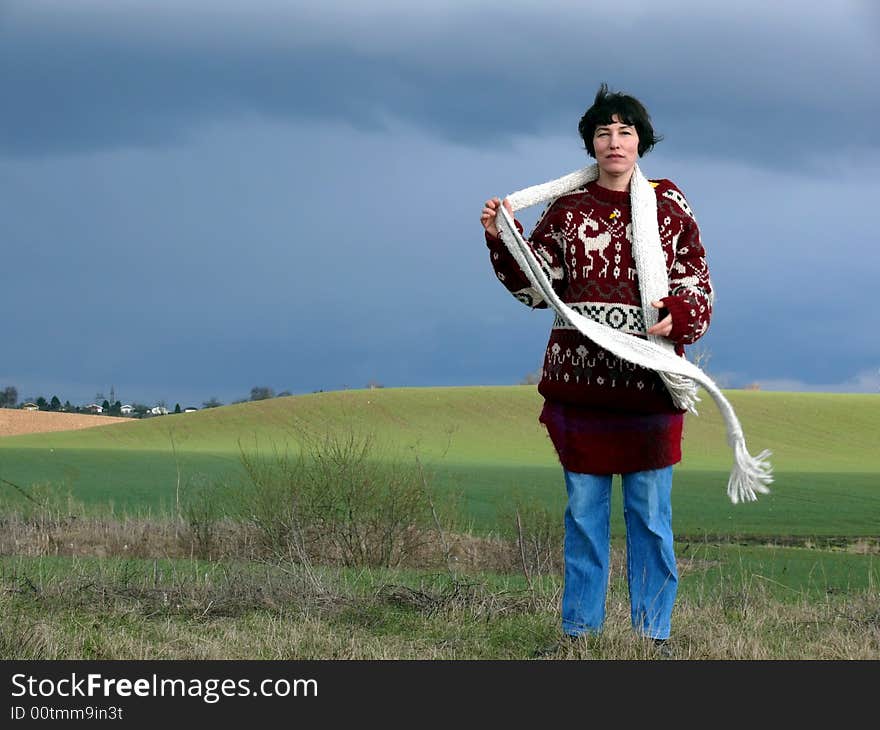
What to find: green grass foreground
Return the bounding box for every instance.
[0,386,878,659]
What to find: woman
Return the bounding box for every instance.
[480,83,713,655]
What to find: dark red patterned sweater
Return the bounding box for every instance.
[486,178,713,474]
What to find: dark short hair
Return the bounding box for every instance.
[578,83,662,158]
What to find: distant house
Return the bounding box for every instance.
[85,403,103,414]
[150,406,168,416]
[120,404,134,416]
[183,407,198,413]
[21,402,39,411]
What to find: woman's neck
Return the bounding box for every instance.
[597,167,635,192]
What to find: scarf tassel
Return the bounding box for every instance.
[659,371,700,415]
[728,440,774,504]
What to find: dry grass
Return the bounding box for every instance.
[0,512,543,575]
[1,507,877,660]
[1,550,877,660]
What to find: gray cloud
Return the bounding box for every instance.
[2,1,878,170]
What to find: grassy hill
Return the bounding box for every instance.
[2,387,879,661]
[0,386,877,537]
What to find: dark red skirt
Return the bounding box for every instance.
[539,400,684,475]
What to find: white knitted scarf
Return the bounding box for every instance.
[494,162,773,504]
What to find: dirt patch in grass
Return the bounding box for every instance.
[0,409,132,437]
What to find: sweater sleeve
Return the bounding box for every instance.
[657,183,714,345]
[485,200,567,309]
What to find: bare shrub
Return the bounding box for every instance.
[500,496,565,585]
[231,427,444,569]
[179,474,228,560]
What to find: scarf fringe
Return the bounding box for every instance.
[728,441,774,504]
[659,372,700,414]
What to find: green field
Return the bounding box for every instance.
[1,386,878,539]
[1,386,878,659]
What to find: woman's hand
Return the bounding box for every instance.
[480,197,513,238]
[646,300,673,337]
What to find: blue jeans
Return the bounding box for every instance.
[561,466,678,640]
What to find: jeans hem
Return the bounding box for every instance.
[561,622,601,638]
[637,630,671,641]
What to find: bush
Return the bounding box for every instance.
[180,474,225,559]
[233,427,438,569]
[501,496,565,585]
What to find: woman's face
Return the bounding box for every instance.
[593,114,639,177]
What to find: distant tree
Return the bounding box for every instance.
[130,403,149,418]
[0,386,17,408]
[102,399,111,412]
[250,386,274,401]
[174,403,182,414]
[277,390,292,398]
[49,395,61,411]
[520,367,542,385]
[63,400,72,412]
[109,400,122,416]
[689,344,713,373]
[202,397,223,409]
[10,386,18,406]
[36,396,49,411]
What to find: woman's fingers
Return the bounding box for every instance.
[647,315,673,336]
[646,300,673,335]
[480,197,504,235]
